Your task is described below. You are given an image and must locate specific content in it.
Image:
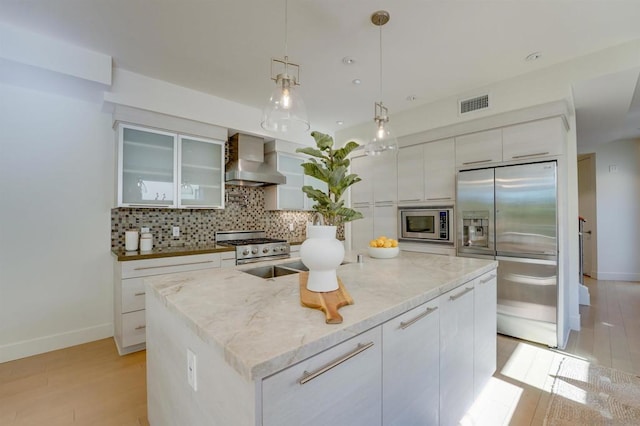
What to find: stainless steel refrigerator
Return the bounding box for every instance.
[457,161,558,347]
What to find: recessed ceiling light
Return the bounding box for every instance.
[525,52,542,62]
[336,120,344,125]
[352,79,362,85]
[342,57,356,65]
[406,95,417,101]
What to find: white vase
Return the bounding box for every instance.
[300,225,344,292]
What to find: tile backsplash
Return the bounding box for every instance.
[111,187,343,250]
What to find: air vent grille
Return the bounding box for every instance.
[459,94,489,114]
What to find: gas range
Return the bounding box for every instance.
[216,230,290,265]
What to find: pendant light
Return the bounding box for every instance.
[261,0,310,134]
[364,10,398,156]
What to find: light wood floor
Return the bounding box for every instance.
[1,276,638,425]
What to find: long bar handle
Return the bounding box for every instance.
[299,342,374,385]
[400,307,438,329]
[426,197,452,201]
[479,274,496,284]
[462,159,492,165]
[449,287,474,301]
[511,152,549,159]
[399,199,421,202]
[134,292,146,296]
[134,325,146,330]
[134,260,215,271]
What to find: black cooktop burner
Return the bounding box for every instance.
[219,238,286,246]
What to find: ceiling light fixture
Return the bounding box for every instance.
[365,10,398,156]
[260,0,310,134]
[342,57,356,65]
[352,79,362,85]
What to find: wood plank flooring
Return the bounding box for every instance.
[0,276,638,425]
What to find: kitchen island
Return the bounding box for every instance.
[145,251,498,426]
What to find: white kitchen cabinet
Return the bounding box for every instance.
[265,152,328,211]
[262,327,382,426]
[351,155,374,204]
[502,117,565,161]
[383,298,440,425]
[351,204,373,250]
[474,270,497,398]
[439,283,475,426]
[455,128,503,168]
[117,123,224,208]
[424,138,455,202]
[113,253,222,355]
[373,203,397,240]
[397,144,424,203]
[398,139,455,204]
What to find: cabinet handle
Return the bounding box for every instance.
[399,199,421,202]
[426,197,452,201]
[462,159,492,165]
[375,201,394,205]
[298,342,374,385]
[134,325,146,330]
[449,287,474,301]
[134,260,215,271]
[134,292,146,296]
[479,274,497,284]
[400,307,438,329]
[511,152,549,159]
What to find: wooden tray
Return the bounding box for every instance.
[299,272,354,324]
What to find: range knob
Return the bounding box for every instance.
[242,249,250,256]
[279,246,287,252]
[262,247,270,254]
[251,248,258,255]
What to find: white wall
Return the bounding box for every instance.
[0,83,115,362]
[582,139,640,281]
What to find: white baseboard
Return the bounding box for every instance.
[579,284,591,306]
[0,323,113,363]
[569,314,581,331]
[593,272,640,282]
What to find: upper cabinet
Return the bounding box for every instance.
[117,123,224,208]
[455,117,566,168]
[264,142,328,211]
[455,129,503,168]
[398,138,455,205]
[502,117,565,161]
[351,154,397,205]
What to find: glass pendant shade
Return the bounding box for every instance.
[365,102,398,156]
[261,73,310,133]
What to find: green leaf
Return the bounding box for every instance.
[334,141,361,161]
[295,147,324,159]
[311,131,334,151]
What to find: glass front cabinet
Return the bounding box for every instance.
[117,123,225,208]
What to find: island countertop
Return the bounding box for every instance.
[145,251,497,381]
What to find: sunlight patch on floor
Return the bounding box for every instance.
[460,377,523,426]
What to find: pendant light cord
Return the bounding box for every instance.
[379,19,383,103]
[284,0,289,60]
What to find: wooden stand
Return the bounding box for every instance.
[299,271,354,324]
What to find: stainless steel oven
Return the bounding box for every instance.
[399,207,453,243]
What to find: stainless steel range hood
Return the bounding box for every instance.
[225,133,286,186]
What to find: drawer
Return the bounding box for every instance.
[121,253,221,278]
[121,310,146,348]
[122,277,146,313]
[221,250,236,268]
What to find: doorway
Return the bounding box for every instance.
[577,153,597,277]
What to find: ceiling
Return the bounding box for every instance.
[1,0,640,145]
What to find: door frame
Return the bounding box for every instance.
[577,153,597,278]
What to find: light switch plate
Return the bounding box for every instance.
[173,226,180,237]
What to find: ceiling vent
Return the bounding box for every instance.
[459,94,490,115]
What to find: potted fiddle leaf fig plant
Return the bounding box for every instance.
[295,131,362,292]
[295,131,363,226]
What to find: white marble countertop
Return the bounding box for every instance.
[145,251,497,382]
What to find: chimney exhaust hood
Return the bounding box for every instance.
[225,133,286,186]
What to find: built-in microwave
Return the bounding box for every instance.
[399,207,453,243]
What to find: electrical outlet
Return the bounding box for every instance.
[289,223,294,232]
[173,226,180,237]
[187,348,197,391]
[141,227,150,233]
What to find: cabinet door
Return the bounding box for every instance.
[278,154,306,210]
[351,156,373,204]
[372,155,397,203]
[119,124,177,207]
[424,138,455,202]
[455,129,502,168]
[440,284,475,426]
[351,204,373,250]
[373,204,397,240]
[178,136,224,208]
[383,299,440,425]
[474,271,497,398]
[502,117,565,161]
[397,145,424,203]
[262,327,382,426]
